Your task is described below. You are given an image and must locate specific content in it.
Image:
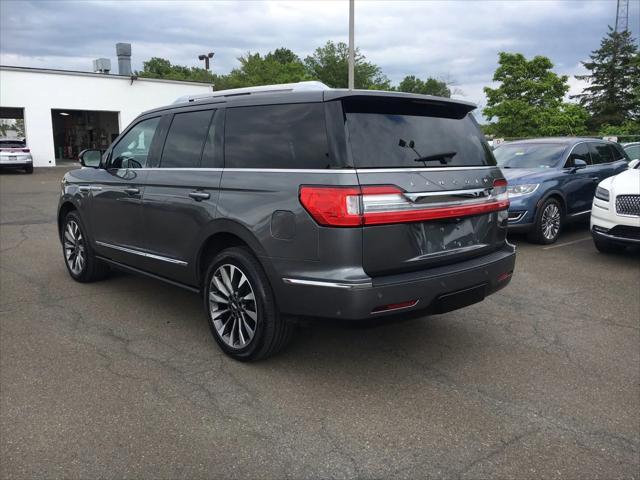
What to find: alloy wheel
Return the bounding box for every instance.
[208,264,258,349]
[64,219,86,275]
[541,203,561,240]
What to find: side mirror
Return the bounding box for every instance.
[628,159,640,169]
[78,149,102,168]
[570,159,587,172]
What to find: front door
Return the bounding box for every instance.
[563,142,598,215]
[91,116,162,268]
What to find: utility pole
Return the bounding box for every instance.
[348,0,355,89]
[198,52,215,70]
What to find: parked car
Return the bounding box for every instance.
[622,142,640,162]
[58,83,516,361]
[0,139,33,173]
[494,138,630,244]
[590,158,640,252]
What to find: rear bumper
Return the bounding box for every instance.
[275,245,516,320]
[0,156,32,167]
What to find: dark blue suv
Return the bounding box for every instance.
[494,138,630,244]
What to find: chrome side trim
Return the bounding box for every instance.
[282,277,372,289]
[130,166,494,174]
[569,209,591,217]
[95,241,188,266]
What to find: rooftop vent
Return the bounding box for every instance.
[173,81,331,104]
[116,42,132,76]
[93,58,111,74]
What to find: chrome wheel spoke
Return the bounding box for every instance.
[209,263,258,350]
[64,220,86,275]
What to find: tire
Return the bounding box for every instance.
[528,198,563,244]
[62,211,110,282]
[593,235,625,254]
[203,246,293,361]
[25,164,33,174]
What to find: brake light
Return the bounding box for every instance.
[22,148,30,153]
[299,183,510,228]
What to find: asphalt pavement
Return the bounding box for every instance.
[1,167,638,479]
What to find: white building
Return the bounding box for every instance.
[0,65,212,167]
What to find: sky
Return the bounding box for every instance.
[1,0,638,117]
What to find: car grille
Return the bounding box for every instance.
[616,195,640,216]
[608,225,640,241]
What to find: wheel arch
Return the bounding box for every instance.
[57,200,78,242]
[536,190,567,216]
[195,219,273,289]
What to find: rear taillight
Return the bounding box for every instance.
[22,148,30,153]
[300,181,510,228]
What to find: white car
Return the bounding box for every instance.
[0,139,33,173]
[590,159,640,252]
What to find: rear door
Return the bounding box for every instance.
[141,107,223,285]
[341,97,507,277]
[563,142,596,214]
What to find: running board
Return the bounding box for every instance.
[96,256,200,294]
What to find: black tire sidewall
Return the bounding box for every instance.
[203,247,276,360]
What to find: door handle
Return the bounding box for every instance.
[79,185,91,192]
[189,191,210,201]
[124,187,140,195]
[590,177,600,183]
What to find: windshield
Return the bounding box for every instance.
[494,144,566,168]
[344,99,495,168]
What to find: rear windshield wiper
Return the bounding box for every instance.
[413,151,457,165]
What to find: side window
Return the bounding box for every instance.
[609,144,626,161]
[225,103,331,169]
[566,143,591,167]
[625,144,640,160]
[589,143,614,164]
[160,110,214,168]
[109,117,160,169]
[201,109,223,168]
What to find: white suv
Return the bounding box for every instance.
[591,159,640,252]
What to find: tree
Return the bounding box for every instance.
[137,57,216,83]
[483,52,587,137]
[397,75,451,97]
[304,41,390,90]
[573,27,640,129]
[218,48,308,90]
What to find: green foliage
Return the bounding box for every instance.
[217,48,308,90]
[574,27,640,128]
[137,57,217,83]
[397,75,451,97]
[303,41,390,90]
[599,120,640,136]
[483,52,587,137]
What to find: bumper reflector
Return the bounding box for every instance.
[371,300,418,314]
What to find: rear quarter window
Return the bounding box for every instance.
[224,103,331,169]
[343,98,495,169]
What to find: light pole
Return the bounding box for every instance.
[198,52,215,70]
[348,0,355,89]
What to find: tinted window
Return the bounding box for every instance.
[589,143,614,164]
[624,144,640,160]
[0,140,26,148]
[494,144,565,169]
[201,110,223,168]
[565,143,591,167]
[160,110,214,168]
[345,101,494,168]
[110,117,160,169]
[225,104,330,169]
[609,144,626,161]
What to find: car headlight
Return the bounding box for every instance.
[595,186,610,202]
[506,184,539,197]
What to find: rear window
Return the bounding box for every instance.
[343,99,494,169]
[225,103,331,169]
[0,140,26,148]
[494,144,566,168]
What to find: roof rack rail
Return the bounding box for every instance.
[173,81,331,104]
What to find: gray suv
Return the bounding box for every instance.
[58,82,516,361]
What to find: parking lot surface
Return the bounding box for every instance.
[1,167,639,479]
